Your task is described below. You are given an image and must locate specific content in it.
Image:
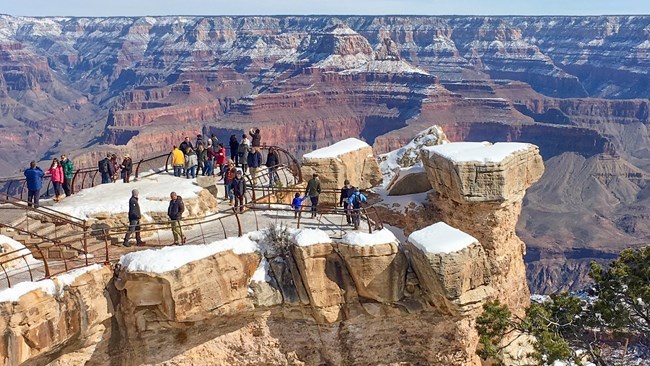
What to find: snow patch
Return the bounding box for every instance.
[0,264,102,303]
[250,257,271,283]
[302,138,370,160]
[408,222,478,254]
[292,229,331,247]
[340,60,430,75]
[424,142,532,164]
[55,174,203,219]
[119,236,258,273]
[338,228,397,246]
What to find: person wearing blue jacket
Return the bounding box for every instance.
[24,161,44,208]
[347,188,368,230]
[291,193,306,218]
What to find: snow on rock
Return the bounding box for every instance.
[302,138,371,160]
[119,235,258,273]
[338,228,397,246]
[374,187,430,215]
[377,125,448,188]
[250,256,271,283]
[0,264,102,303]
[292,228,331,247]
[55,174,203,219]
[0,234,39,264]
[340,59,430,75]
[423,142,532,164]
[408,222,478,254]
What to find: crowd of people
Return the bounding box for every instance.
[23,127,369,247]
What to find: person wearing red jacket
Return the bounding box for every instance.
[45,158,65,202]
[215,143,227,176]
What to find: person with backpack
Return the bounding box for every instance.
[45,158,64,202]
[229,134,240,166]
[185,147,198,179]
[347,188,368,230]
[24,161,44,208]
[238,134,250,173]
[98,154,113,184]
[206,141,217,176]
[339,179,354,224]
[120,154,133,183]
[60,154,74,197]
[232,170,246,213]
[168,191,186,245]
[123,189,145,247]
[305,173,322,218]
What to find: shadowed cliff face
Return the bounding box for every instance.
[1,15,650,293]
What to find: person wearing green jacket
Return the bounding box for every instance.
[60,154,74,197]
[305,173,322,218]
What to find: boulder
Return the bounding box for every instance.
[301,138,382,198]
[115,249,260,322]
[405,222,493,315]
[386,166,432,196]
[291,242,358,323]
[420,142,544,203]
[337,229,407,303]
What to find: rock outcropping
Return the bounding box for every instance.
[0,141,541,365]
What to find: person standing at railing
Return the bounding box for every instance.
[120,155,133,183]
[123,189,145,247]
[215,143,227,176]
[249,128,261,147]
[60,154,74,197]
[247,146,263,185]
[339,179,354,225]
[45,158,64,203]
[347,188,368,230]
[223,160,237,206]
[184,147,198,179]
[24,161,44,208]
[305,173,322,218]
[110,154,120,183]
[292,193,307,218]
[171,145,184,177]
[238,134,250,173]
[206,141,216,176]
[265,147,280,187]
[98,154,113,184]
[196,143,207,176]
[168,191,186,245]
[229,134,240,166]
[179,136,193,176]
[232,170,246,213]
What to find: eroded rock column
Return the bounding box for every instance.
[420,142,544,312]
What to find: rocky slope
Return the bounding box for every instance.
[1,14,650,292]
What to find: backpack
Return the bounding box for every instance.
[351,193,362,209]
[98,159,108,173]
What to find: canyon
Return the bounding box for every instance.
[1,15,650,293]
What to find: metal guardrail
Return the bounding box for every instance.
[0,145,382,289]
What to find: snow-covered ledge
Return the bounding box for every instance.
[420,142,544,202]
[405,222,494,315]
[301,138,382,196]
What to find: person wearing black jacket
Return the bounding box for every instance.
[98,154,113,184]
[265,147,280,187]
[229,134,240,166]
[249,128,261,147]
[232,170,246,213]
[168,192,186,245]
[120,155,133,183]
[339,180,354,224]
[123,189,145,247]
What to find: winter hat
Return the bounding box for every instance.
[132,189,139,196]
